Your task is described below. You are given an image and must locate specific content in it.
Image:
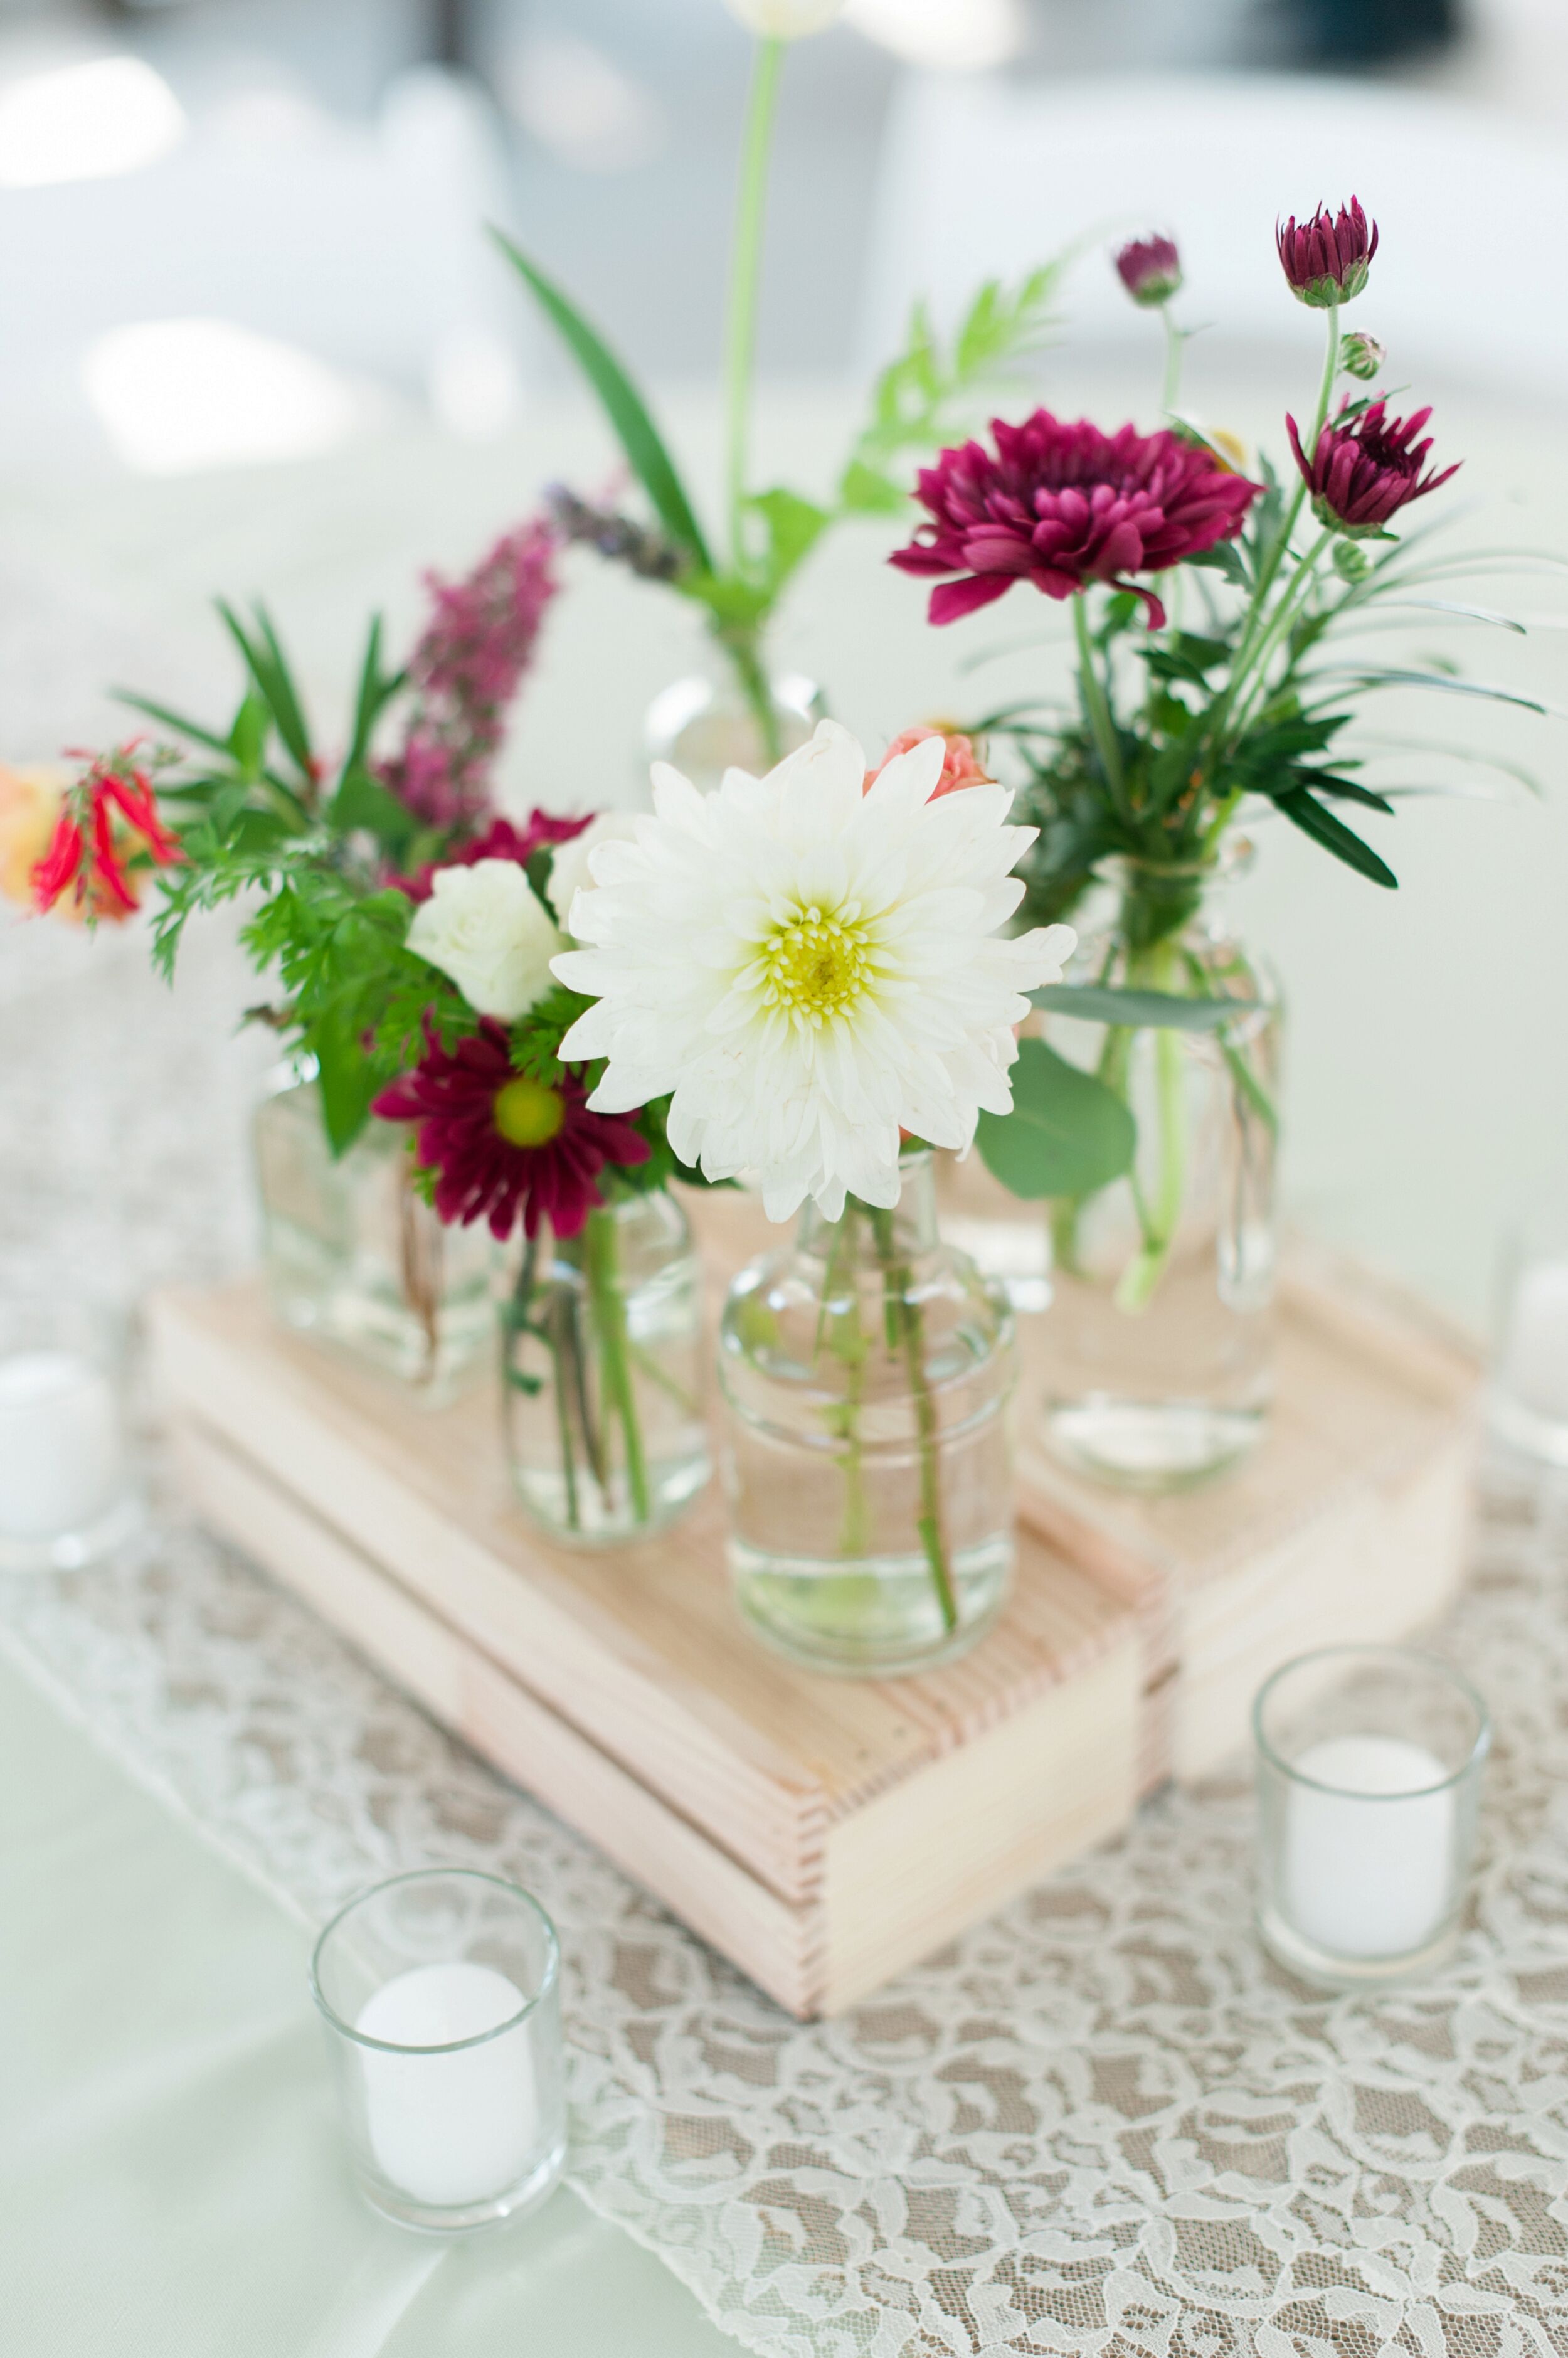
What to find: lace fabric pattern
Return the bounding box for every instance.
[6,1472,1568,2358]
[5,913,1568,2357]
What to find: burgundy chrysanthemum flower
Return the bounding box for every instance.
[394,809,591,903]
[1286,396,1460,537]
[890,412,1259,630]
[1276,198,1378,308]
[1115,235,1182,308]
[373,1019,649,1242]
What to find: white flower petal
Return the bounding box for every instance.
[407,860,563,1021]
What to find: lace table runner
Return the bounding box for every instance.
[6,1454,1568,2358]
[6,904,1568,2357]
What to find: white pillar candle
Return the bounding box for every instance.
[0,1351,125,1539]
[355,1962,537,2208]
[1283,1735,1454,1960]
[1500,1258,1568,1424]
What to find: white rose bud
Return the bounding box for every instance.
[406,859,564,1021]
[722,0,843,38]
[545,811,644,937]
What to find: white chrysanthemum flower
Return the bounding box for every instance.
[546,810,642,936]
[406,859,564,1021]
[552,720,1076,1221]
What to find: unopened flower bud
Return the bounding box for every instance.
[1113,235,1182,309]
[721,0,842,36]
[1276,198,1379,308]
[1331,538,1371,582]
[1340,332,1385,381]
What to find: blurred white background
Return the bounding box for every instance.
[1,0,1565,1325]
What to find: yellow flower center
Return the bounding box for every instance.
[758,906,871,1028]
[493,1075,566,1148]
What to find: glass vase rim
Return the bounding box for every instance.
[1096,836,1254,888]
[308,1867,561,2054]
[1252,1643,1491,1799]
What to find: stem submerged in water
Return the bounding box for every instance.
[584,1204,651,1526]
[867,1202,958,1634]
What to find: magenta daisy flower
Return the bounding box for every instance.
[1286,397,1460,536]
[373,1019,649,1241]
[890,411,1258,630]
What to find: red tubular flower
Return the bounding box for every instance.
[1115,235,1182,307]
[1286,397,1460,537]
[1276,198,1378,308]
[891,411,1259,630]
[30,746,183,918]
[373,1019,650,1241]
[393,809,591,903]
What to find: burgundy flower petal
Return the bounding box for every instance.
[1288,395,1461,538]
[371,1015,649,1243]
[890,408,1258,629]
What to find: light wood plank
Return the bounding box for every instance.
[172,1416,819,2017]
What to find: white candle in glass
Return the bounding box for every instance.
[1500,1258,1568,1424]
[1283,1735,1454,1960]
[355,1962,538,2207]
[0,1350,125,1539]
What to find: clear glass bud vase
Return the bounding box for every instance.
[501,1189,710,1546]
[1041,846,1282,1492]
[718,1151,1016,1676]
[643,669,820,792]
[253,1069,499,1401]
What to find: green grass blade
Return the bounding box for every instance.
[492,230,712,570]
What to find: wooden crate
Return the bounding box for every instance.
[1012,1244,1481,1786]
[148,1282,1142,2020]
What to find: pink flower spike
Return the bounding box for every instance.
[378,518,561,829]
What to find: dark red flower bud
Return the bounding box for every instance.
[1276,198,1379,307]
[1286,396,1461,537]
[1114,235,1182,308]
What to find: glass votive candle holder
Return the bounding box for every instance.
[1254,1644,1489,1990]
[309,1868,567,2234]
[0,1298,139,1572]
[1488,1205,1568,1465]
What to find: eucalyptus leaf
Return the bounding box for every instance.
[976,1037,1136,1200]
[1032,984,1258,1032]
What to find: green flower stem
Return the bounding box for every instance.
[546,1293,582,1531]
[724,35,784,573]
[1209,298,1340,754]
[867,1202,958,1634]
[723,625,784,767]
[1073,591,1125,810]
[1104,943,1189,1313]
[583,1207,651,1525]
[1162,304,1184,417]
[813,1207,872,1557]
[1227,528,1333,738]
[627,1337,697,1418]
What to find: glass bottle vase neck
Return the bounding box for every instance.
[796,1153,940,1261]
